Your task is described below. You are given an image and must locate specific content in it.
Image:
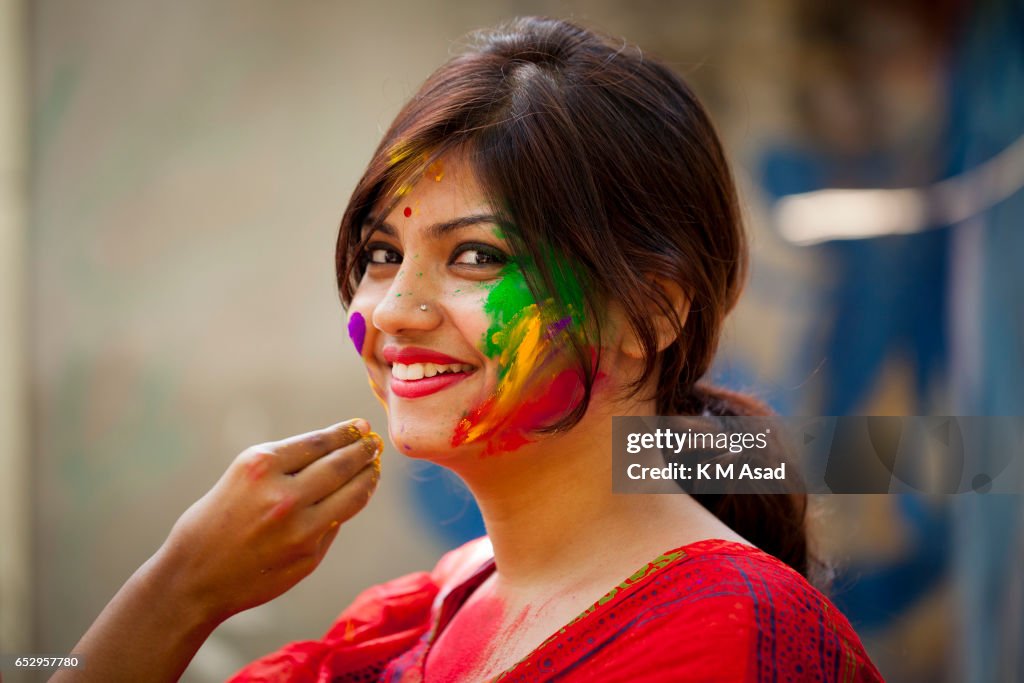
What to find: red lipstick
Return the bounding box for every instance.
[383,346,472,365]
[383,346,476,399]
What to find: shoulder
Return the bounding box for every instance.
[538,540,883,682]
[642,541,885,682]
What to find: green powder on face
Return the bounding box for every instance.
[542,254,588,326]
[482,264,534,361]
[481,252,590,365]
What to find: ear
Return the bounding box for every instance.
[619,277,691,360]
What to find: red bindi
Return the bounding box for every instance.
[403,206,412,218]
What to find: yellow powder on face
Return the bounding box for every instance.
[452,304,583,455]
[425,159,445,182]
[367,375,386,404]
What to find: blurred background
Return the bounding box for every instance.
[1,0,1021,681]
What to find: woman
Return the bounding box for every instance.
[62,17,883,682]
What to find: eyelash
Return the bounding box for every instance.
[363,244,401,266]
[450,242,508,267]
[361,242,509,270]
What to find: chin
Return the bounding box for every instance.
[385,412,468,461]
[379,376,497,460]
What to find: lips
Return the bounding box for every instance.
[382,346,476,399]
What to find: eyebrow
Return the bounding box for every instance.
[362,214,501,240]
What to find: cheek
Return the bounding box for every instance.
[347,311,367,355]
[450,291,493,356]
[453,307,594,454]
[347,289,380,357]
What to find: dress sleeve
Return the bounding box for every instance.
[226,537,493,683]
[729,559,886,683]
[225,571,440,683]
[621,554,887,683]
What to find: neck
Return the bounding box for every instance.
[442,396,725,589]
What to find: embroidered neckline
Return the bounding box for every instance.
[425,538,760,682]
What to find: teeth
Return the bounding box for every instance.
[391,362,472,380]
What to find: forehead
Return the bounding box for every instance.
[381,154,493,226]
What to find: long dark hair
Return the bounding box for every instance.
[336,17,811,579]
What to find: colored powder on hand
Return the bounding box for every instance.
[347,311,366,355]
[267,494,297,521]
[244,451,274,481]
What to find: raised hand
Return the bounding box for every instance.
[53,419,382,683]
[160,418,383,622]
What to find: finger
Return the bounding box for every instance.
[273,419,370,474]
[295,432,383,503]
[309,461,380,529]
[315,520,343,560]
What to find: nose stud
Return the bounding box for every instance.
[419,304,428,312]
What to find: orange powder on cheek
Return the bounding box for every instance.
[451,309,586,455]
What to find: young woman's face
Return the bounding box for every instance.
[348,155,574,460]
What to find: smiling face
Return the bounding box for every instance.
[347,157,492,457]
[347,155,586,459]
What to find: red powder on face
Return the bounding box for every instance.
[403,206,412,217]
[453,369,602,456]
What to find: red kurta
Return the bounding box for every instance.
[228,538,884,682]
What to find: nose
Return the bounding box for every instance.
[371,265,443,336]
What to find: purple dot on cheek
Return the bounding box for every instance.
[347,312,366,355]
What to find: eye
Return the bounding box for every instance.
[450,243,508,267]
[363,244,402,265]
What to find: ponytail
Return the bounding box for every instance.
[681,383,824,586]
